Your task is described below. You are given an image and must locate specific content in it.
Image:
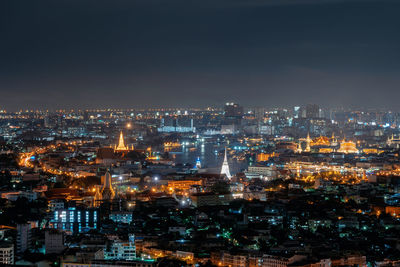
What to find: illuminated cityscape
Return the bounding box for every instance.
[0,105,400,266]
[2,0,400,266]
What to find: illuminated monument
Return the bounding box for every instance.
[101,171,116,200]
[114,131,133,152]
[312,135,334,153]
[94,171,115,205]
[337,138,359,154]
[297,133,340,153]
[311,135,331,147]
[304,133,311,152]
[220,148,232,179]
[295,142,302,153]
[297,133,358,154]
[387,134,400,148]
[330,133,338,146]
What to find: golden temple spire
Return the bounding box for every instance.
[305,133,311,152]
[117,131,126,149]
[115,131,131,151]
[296,141,302,153]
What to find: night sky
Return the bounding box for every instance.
[1,0,400,110]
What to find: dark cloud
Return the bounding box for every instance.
[1,0,399,110]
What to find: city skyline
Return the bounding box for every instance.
[2,98,400,266]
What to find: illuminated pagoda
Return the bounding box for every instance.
[387,134,400,148]
[337,138,359,154]
[94,171,116,205]
[331,133,338,146]
[114,131,133,152]
[220,148,232,179]
[295,142,302,153]
[304,133,311,152]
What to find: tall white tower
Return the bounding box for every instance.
[220,148,232,179]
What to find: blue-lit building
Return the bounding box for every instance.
[157,117,195,133]
[49,207,98,234]
[195,157,201,169]
[109,211,133,224]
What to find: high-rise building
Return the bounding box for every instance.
[293,106,300,118]
[254,107,266,122]
[45,229,65,254]
[222,103,243,134]
[83,110,89,121]
[158,116,195,132]
[17,223,31,254]
[224,103,243,118]
[0,242,14,264]
[305,104,320,119]
[44,115,51,128]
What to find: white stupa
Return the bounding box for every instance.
[220,148,232,179]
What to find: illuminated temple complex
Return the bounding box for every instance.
[337,139,359,154]
[297,134,358,154]
[311,135,331,147]
[114,131,134,152]
[387,134,400,148]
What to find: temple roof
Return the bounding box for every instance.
[311,136,330,147]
